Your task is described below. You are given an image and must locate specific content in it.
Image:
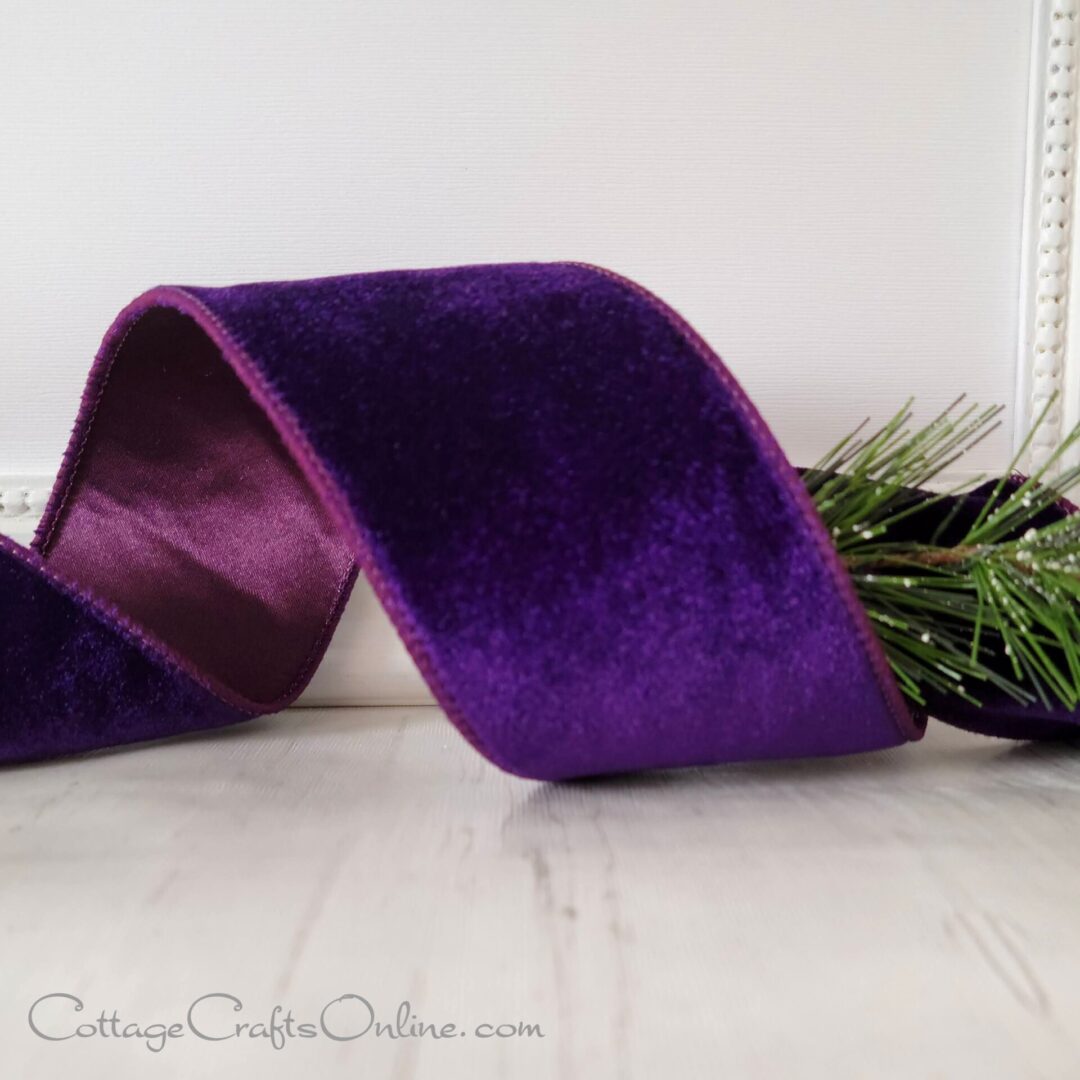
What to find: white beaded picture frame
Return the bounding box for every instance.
[1019,0,1080,470]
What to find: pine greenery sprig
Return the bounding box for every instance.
[805,395,1080,711]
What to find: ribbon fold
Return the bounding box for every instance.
[1,263,1073,778]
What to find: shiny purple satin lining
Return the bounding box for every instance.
[38,308,356,706]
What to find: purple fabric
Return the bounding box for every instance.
[0,536,245,760]
[910,478,1080,741]
[2,260,1057,780]
[41,307,356,705]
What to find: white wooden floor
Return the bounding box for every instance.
[2,707,1080,1079]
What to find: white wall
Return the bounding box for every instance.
[1,0,1035,478]
[0,0,1051,704]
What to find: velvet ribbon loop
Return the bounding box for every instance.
[0,264,1074,778]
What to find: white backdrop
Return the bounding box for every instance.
[0,0,1052,703]
[1,0,1036,477]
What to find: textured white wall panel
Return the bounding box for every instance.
[0,0,1049,703]
[1,0,1035,477]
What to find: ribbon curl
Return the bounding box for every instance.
[0,264,1071,778]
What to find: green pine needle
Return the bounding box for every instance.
[806,394,1080,711]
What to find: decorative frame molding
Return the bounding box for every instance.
[1017,0,1080,470]
[0,477,49,544]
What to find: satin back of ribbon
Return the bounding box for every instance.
[1,263,1072,779]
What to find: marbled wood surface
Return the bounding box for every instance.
[1,709,1080,1079]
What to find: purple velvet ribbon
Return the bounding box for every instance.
[1,263,1075,778]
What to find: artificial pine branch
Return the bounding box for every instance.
[806,394,1080,711]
